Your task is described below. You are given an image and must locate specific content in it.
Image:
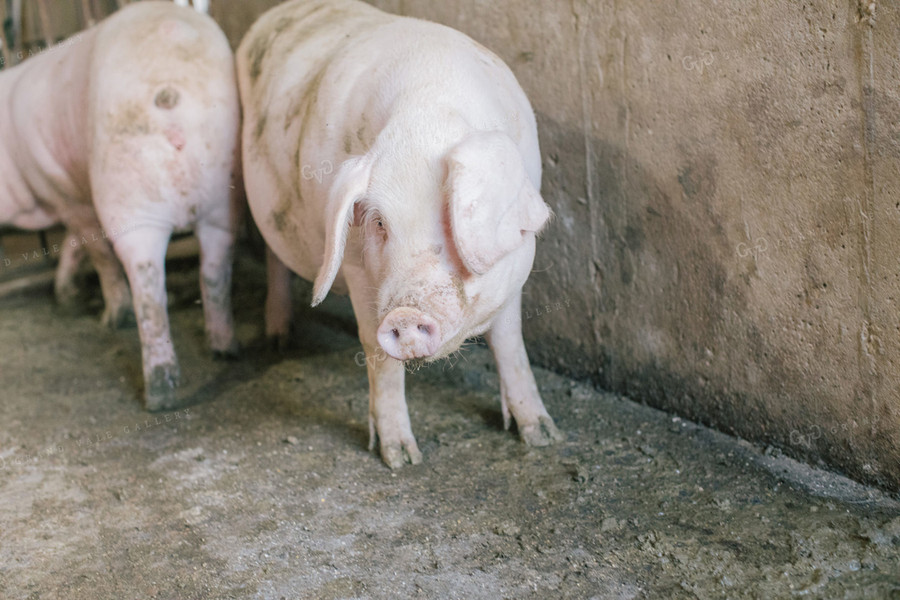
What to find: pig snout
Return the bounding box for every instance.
[377,307,441,361]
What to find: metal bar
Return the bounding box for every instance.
[0,0,8,69]
[90,0,106,21]
[10,0,21,65]
[35,0,53,47]
[38,231,49,264]
[0,270,55,300]
[79,0,95,28]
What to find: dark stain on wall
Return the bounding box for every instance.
[524,112,897,491]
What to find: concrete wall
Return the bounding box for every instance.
[212,0,899,492]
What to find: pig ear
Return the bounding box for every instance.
[446,132,550,275]
[312,155,372,306]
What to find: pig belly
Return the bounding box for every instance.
[0,200,58,231]
[0,26,95,227]
[243,159,350,295]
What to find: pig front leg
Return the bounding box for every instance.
[486,295,563,446]
[114,227,180,411]
[196,222,238,357]
[347,274,422,467]
[53,232,86,309]
[362,342,423,468]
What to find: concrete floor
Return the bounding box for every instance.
[1,250,899,599]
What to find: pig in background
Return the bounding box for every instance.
[0,1,239,410]
[173,0,210,14]
[238,0,562,468]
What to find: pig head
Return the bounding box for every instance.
[314,132,550,363]
[238,0,562,468]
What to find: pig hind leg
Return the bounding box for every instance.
[113,227,180,411]
[265,246,293,350]
[54,232,86,309]
[486,297,562,446]
[347,279,423,467]
[196,221,238,357]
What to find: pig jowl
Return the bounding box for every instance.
[0,2,240,410]
[238,0,562,468]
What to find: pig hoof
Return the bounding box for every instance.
[267,333,294,353]
[518,416,563,447]
[102,304,136,330]
[145,364,181,411]
[55,296,86,317]
[55,284,82,310]
[380,439,423,469]
[212,338,240,360]
[213,346,240,360]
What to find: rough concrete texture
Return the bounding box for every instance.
[211,0,900,492]
[2,252,900,599]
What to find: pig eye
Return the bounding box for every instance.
[368,212,387,242]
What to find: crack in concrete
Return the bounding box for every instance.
[855,21,878,417]
[573,0,603,347]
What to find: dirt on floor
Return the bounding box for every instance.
[0,247,899,600]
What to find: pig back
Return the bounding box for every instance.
[239,0,544,292]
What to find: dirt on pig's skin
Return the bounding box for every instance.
[0,247,898,599]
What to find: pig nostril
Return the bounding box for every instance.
[391,328,400,339]
[417,324,431,335]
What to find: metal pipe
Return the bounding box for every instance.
[10,0,21,65]
[79,0,94,28]
[0,2,10,70]
[35,0,53,48]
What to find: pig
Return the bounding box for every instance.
[173,0,210,14]
[0,1,239,410]
[237,0,562,468]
